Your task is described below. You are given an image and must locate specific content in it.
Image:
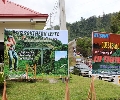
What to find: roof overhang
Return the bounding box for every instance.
[0,18,46,22]
[0,14,48,23]
[0,14,48,18]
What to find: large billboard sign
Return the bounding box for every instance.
[4,29,68,78]
[92,32,120,74]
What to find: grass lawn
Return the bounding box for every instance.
[0,75,120,100]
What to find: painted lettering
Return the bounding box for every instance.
[94,56,102,62]
[94,56,120,63]
[94,33,109,38]
[114,57,120,63]
[99,65,120,69]
[101,42,120,49]
[104,56,120,63]
[48,32,59,36]
[94,50,112,55]
[104,56,109,63]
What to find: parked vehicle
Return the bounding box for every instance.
[69,66,74,74]
[73,63,91,77]
[110,70,120,75]
[98,71,115,82]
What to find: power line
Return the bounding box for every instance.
[44,0,59,29]
[45,0,96,29]
[52,2,59,26]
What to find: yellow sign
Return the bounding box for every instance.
[101,42,120,49]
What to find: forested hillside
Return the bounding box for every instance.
[53,11,120,41]
[76,11,120,57]
[68,11,120,41]
[53,11,120,58]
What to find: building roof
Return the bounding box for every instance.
[0,0,48,18]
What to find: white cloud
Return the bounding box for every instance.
[55,55,66,61]
[59,51,66,53]
[10,0,120,28]
[61,55,66,58]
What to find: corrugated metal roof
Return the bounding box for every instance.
[0,0,48,18]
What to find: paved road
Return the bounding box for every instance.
[68,39,76,58]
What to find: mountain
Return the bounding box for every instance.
[53,11,120,42]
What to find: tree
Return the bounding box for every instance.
[54,25,60,30]
[76,37,92,57]
[111,11,120,34]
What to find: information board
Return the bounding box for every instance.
[92,32,120,74]
[4,29,68,78]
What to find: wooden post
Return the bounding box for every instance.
[2,81,7,100]
[65,77,70,100]
[87,76,96,100]
[26,64,28,80]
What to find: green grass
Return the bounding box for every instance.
[0,75,120,100]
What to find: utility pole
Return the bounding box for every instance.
[59,0,69,77]
[59,0,66,30]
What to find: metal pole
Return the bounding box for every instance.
[59,0,68,77]
[41,48,43,66]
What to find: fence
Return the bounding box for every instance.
[2,76,96,100]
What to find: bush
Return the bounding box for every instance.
[0,72,4,83]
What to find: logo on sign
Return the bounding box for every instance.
[94,33,109,38]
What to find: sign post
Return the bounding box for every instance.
[26,64,28,80]
[2,81,7,100]
[65,77,70,100]
[87,76,96,100]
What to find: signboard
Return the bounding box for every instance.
[92,32,120,74]
[4,29,68,78]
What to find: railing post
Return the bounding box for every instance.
[65,77,70,100]
[2,81,7,100]
[87,76,96,100]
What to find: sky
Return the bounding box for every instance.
[10,0,120,29]
[55,51,67,61]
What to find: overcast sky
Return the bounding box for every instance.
[10,0,120,29]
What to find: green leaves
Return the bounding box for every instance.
[76,37,92,57]
[0,72,4,83]
[111,11,120,33]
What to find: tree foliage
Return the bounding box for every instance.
[65,11,120,57]
[76,37,92,57]
[111,11,120,34]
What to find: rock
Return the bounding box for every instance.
[48,78,57,84]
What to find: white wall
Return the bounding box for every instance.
[0,22,45,41]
